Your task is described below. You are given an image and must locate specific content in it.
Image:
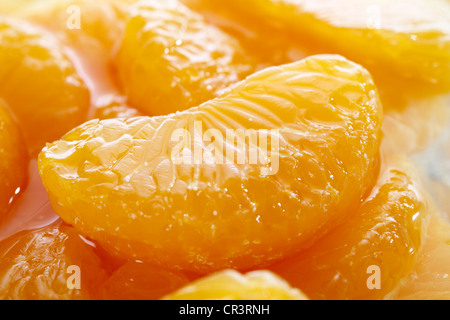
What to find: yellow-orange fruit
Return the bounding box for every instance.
[269,157,427,299]
[187,0,450,92]
[17,0,133,50]
[94,95,142,120]
[0,224,108,300]
[39,55,382,273]
[0,17,90,156]
[392,216,450,300]
[163,270,307,300]
[115,0,253,116]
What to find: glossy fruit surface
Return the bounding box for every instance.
[39,55,382,273]
[94,95,142,120]
[0,0,449,301]
[0,223,108,300]
[0,103,27,216]
[187,0,450,92]
[0,17,90,156]
[392,216,450,300]
[269,157,427,299]
[163,270,307,300]
[19,0,132,50]
[116,0,253,116]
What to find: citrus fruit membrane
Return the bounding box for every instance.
[94,95,142,120]
[0,223,108,300]
[115,0,254,116]
[268,156,428,299]
[0,17,90,156]
[39,55,383,273]
[163,269,307,300]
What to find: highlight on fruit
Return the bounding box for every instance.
[169,120,281,175]
[0,0,449,304]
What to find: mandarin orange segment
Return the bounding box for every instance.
[181,0,311,69]
[17,0,133,50]
[38,55,382,273]
[268,157,428,300]
[94,95,142,120]
[189,0,450,92]
[115,0,254,116]
[0,17,90,156]
[100,261,190,300]
[391,216,450,300]
[0,223,108,300]
[180,0,310,68]
[0,102,27,216]
[163,270,307,300]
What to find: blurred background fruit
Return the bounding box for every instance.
[115,0,254,116]
[0,18,90,156]
[0,223,108,300]
[38,55,382,273]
